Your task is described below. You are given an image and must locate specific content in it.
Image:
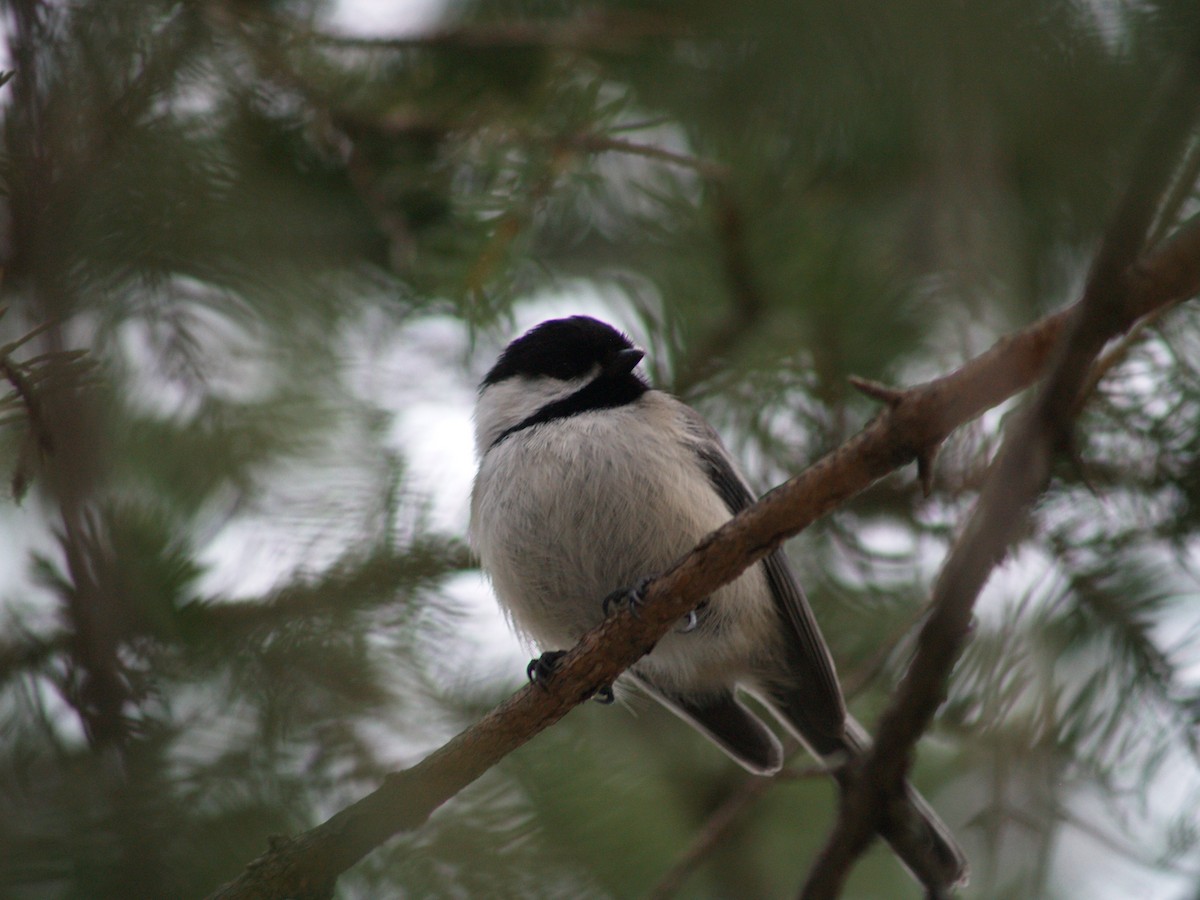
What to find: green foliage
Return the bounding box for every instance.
[1,0,1200,898]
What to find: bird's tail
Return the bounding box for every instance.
[836,715,969,890]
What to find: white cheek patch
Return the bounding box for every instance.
[473,370,598,457]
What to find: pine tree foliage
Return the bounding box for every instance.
[2,0,1200,897]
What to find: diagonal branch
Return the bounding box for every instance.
[204,202,1200,899]
[799,57,1200,900]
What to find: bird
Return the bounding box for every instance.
[469,315,967,888]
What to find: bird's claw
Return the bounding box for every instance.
[602,577,653,618]
[526,650,567,688]
[528,651,615,705]
[676,599,709,633]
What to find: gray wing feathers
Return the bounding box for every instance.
[680,408,845,742]
[675,406,967,885]
[758,550,847,749]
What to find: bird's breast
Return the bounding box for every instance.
[470,401,782,689]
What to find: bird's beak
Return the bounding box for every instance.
[605,347,645,376]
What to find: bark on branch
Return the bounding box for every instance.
[205,211,1200,899]
[800,59,1200,899]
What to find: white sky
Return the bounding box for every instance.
[324,0,450,36]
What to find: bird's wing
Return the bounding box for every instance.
[627,673,783,774]
[680,405,847,749]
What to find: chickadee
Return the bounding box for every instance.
[470,316,966,886]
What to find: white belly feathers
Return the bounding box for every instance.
[470,393,781,693]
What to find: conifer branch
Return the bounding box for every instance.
[205,202,1200,900]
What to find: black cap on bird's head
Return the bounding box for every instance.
[482,316,645,387]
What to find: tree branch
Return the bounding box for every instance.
[204,198,1200,898]
[799,57,1200,899]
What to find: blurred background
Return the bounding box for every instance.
[2,1,1200,897]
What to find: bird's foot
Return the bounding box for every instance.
[676,599,710,633]
[526,650,615,705]
[526,650,567,688]
[602,577,653,619]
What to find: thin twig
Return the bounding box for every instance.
[1079,133,1200,401]
[0,354,51,453]
[563,132,727,179]
[799,58,1200,900]
[1150,135,1200,246]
